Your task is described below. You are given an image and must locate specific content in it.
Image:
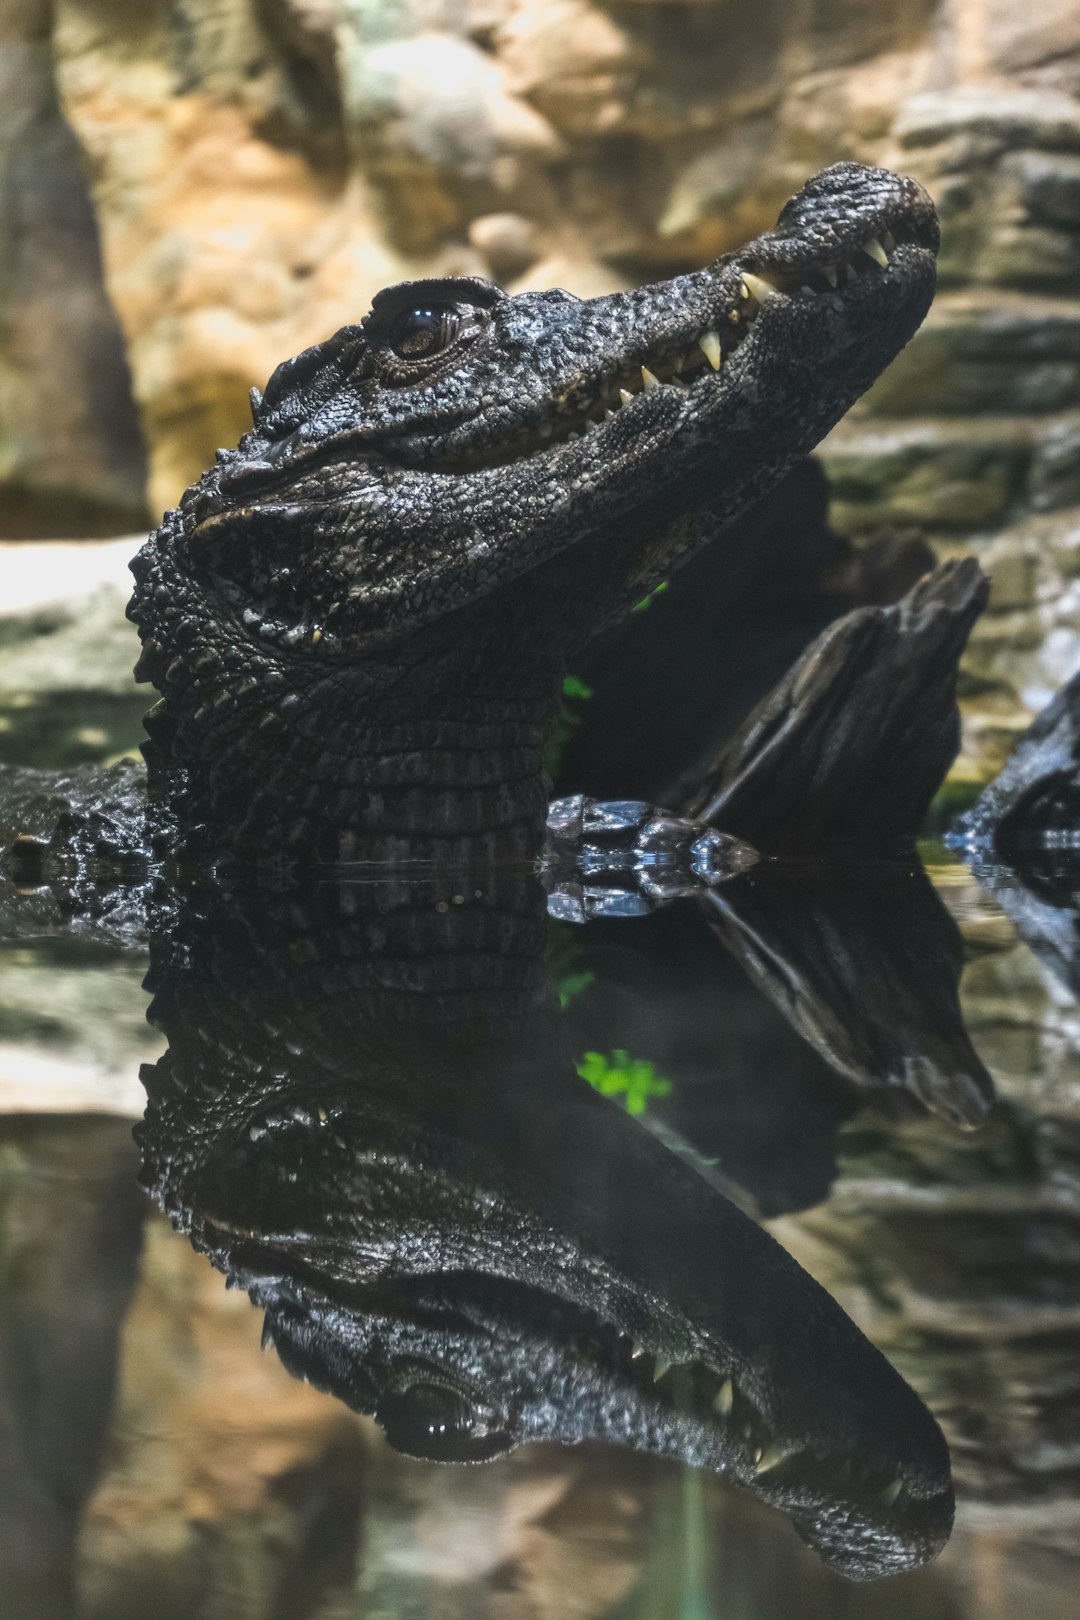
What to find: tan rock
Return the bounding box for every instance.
[0,1,148,536]
[468,210,542,280]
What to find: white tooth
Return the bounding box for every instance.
[652,1358,673,1383]
[604,408,616,421]
[631,1343,649,1362]
[584,417,600,433]
[878,1478,904,1507]
[883,228,896,253]
[618,387,635,406]
[755,1440,799,1476]
[698,330,722,370]
[740,272,785,305]
[641,366,661,391]
[713,1378,734,1417]
[863,237,889,269]
[846,259,859,279]
[819,264,838,288]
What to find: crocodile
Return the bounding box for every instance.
[1,160,940,876]
[8,156,1076,1581]
[135,869,955,1582]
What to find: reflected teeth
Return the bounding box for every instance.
[740,272,785,305]
[878,1477,905,1508]
[863,236,889,268]
[818,263,838,288]
[698,330,722,370]
[754,1440,800,1476]
[713,1378,734,1416]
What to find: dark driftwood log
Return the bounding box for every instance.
[683,560,989,850]
[558,459,935,806]
[703,860,993,1129]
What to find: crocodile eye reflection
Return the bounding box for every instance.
[388,304,461,360]
[375,1380,514,1462]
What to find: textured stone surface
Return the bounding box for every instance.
[0,539,145,766]
[0,0,148,536]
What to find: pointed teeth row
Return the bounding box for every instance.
[739,232,896,305]
[648,1361,804,1477]
[628,1350,906,1506]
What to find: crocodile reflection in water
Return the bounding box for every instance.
[136,858,956,1584]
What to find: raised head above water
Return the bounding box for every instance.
[130,162,938,863]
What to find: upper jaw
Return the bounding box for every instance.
[366,166,937,474]
[191,162,937,510]
[439,224,936,473]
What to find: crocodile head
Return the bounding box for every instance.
[128,162,938,859]
[164,1071,953,1583]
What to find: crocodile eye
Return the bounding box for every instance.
[375,1381,513,1462]
[388,305,460,360]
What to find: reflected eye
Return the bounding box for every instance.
[375,1381,514,1462]
[388,305,460,360]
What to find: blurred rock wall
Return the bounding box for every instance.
[1,0,1080,753]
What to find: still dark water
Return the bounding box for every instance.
[2,844,1079,1619]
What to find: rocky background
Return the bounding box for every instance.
[2,0,1080,775]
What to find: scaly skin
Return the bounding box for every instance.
[136,873,954,1581]
[124,162,938,866]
